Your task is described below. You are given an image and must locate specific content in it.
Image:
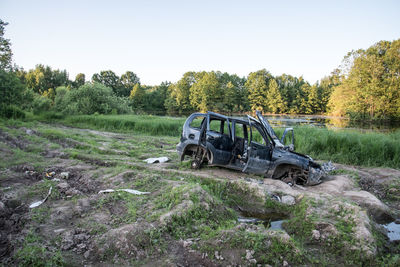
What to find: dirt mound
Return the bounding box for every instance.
[0,195,27,259]
[93,220,155,262]
[60,169,100,194]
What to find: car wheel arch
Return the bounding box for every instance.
[271,163,303,179]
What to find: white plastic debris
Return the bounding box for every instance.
[144,157,169,164]
[98,189,115,194]
[98,188,150,195]
[60,172,69,179]
[271,195,281,202]
[119,189,150,195]
[29,186,52,208]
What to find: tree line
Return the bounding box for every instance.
[328,40,400,120]
[1,19,399,120]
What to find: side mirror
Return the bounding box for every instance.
[281,127,295,151]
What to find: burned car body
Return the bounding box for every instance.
[177,111,333,186]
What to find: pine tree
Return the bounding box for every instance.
[265,79,286,113]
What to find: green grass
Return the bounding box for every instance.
[6,113,397,169]
[225,229,305,265]
[42,114,400,169]
[60,114,186,136]
[14,231,65,267]
[277,126,400,169]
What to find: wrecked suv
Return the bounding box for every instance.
[177,111,333,186]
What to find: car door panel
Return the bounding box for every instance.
[243,117,272,174]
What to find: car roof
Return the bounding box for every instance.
[206,111,256,124]
[189,111,259,125]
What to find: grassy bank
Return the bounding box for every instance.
[275,126,400,169]
[60,114,186,136]
[9,113,399,169]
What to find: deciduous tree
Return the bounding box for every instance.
[0,19,12,71]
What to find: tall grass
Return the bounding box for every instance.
[276,127,400,169]
[61,114,186,136]
[54,114,400,169]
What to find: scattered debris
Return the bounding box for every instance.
[46,171,56,178]
[29,186,52,208]
[214,251,224,260]
[271,195,281,202]
[60,172,70,179]
[182,240,193,248]
[98,189,150,195]
[144,157,169,164]
[312,229,321,241]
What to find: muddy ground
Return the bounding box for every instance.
[0,122,399,266]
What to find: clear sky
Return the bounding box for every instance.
[1,0,399,85]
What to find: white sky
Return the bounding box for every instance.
[1,0,400,85]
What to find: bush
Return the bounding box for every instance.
[53,86,69,112]
[0,105,26,119]
[56,83,131,115]
[32,95,52,114]
[0,70,25,106]
[0,70,30,118]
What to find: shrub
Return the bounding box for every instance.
[57,83,131,115]
[53,86,69,112]
[0,104,26,119]
[0,69,29,118]
[32,95,52,114]
[0,70,25,106]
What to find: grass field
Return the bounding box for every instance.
[33,114,400,169]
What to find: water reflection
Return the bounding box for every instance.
[261,115,400,132]
[237,210,288,230]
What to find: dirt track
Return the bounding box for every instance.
[1,123,399,266]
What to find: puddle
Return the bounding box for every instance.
[270,220,286,230]
[237,210,288,230]
[382,221,400,241]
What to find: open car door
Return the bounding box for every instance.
[255,110,284,148]
[205,112,233,166]
[242,115,272,175]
